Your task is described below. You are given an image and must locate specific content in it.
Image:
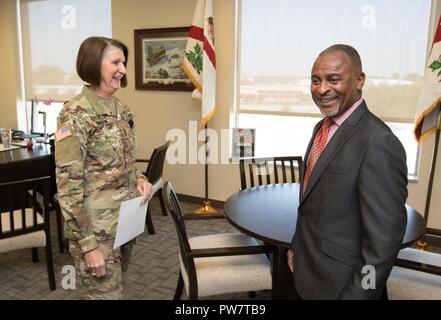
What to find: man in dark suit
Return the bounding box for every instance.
[287,44,408,299]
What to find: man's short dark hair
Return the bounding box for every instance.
[319,44,363,72]
[76,37,128,88]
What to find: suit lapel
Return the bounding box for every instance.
[300,102,368,204]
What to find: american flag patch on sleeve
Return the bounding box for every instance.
[55,125,73,142]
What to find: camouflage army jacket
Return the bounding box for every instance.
[55,86,146,253]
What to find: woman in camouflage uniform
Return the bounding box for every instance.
[55,37,152,299]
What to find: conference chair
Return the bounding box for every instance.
[0,176,56,290]
[239,156,303,190]
[136,141,170,234]
[163,181,278,299]
[51,194,65,253]
[29,191,64,253]
[387,247,441,299]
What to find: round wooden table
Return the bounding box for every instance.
[224,183,426,248]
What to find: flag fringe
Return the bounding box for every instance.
[417,127,438,143]
[414,97,441,142]
[183,62,202,93]
[200,106,216,128]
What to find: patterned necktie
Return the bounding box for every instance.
[303,117,333,192]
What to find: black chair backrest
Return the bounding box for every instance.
[0,176,51,239]
[145,141,170,184]
[239,156,303,190]
[162,182,195,277]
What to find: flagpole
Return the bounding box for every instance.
[184,0,217,214]
[423,107,440,222]
[416,105,441,250]
[194,124,219,214]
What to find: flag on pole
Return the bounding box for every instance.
[183,0,216,128]
[414,16,441,142]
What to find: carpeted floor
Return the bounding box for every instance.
[1,196,440,300]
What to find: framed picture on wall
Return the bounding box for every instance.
[134,27,194,91]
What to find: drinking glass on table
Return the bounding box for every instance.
[1,129,11,148]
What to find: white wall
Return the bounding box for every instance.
[0,0,20,129]
[112,0,239,201]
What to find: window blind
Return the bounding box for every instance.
[238,0,432,123]
[20,0,112,102]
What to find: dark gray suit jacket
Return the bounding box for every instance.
[291,101,408,300]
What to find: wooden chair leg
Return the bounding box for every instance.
[145,206,155,235]
[188,287,198,300]
[55,206,64,253]
[45,243,56,291]
[271,247,280,300]
[174,271,184,300]
[31,247,39,262]
[64,238,69,252]
[158,189,167,216]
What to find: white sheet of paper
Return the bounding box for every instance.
[150,178,163,197]
[113,196,148,249]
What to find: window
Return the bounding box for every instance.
[20,0,112,134]
[235,0,434,177]
[28,100,63,136]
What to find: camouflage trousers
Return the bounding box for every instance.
[69,239,133,300]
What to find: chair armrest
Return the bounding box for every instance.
[189,244,276,258]
[135,158,150,163]
[395,258,441,276]
[183,212,225,220]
